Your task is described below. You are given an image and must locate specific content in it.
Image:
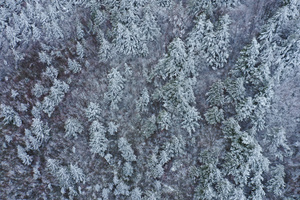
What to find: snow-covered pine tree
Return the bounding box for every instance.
[17,145,32,165]
[232,38,261,87]
[140,9,160,42]
[130,187,142,200]
[64,118,83,138]
[98,36,112,62]
[113,23,141,56]
[85,102,102,122]
[68,58,81,73]
[89,121,108,157]
[264,127,291,198]
[32,82,45,98]
[204,106,224,125]
[42,79,69,117]
[193,150,236,200]
[136,88,149,113]
[152,37,199,134]
[43,66,58,81]
[69,163,85,183]
[76,41,84,59]
[206,80,226,107]
[187,13,206,65]
[214,14,231,69]
[25,117,50,150]
[118,137,136,162]
[0,104,22,127]
[104,67,125,111]
[222,118,269,199]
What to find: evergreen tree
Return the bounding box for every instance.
[118,137,136,162]
[214,14,231,69]
[68,58,81,74]
[204,106,224,125]
[152,37,199,134]
[113,23,141,56]
[69,163,85,183]
[85,102,102,122]
[104,67,125,110]
[187,13,206,64]
[98,36,112,62]
[17,145,32,165]
[206,80,226,107]
[222,118,269,199]
[89,121,108,157]
[136,88,150,113]
[64,118,83,139]
[0,104,22,127]
[42,79,69,117]
[32,82,46,98]
[140,9,161,42]
[193,150,236,200]
[232,38,262,87]
[130,187,142,200]
[26,117,50,150]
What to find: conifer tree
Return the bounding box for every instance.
[0,104,22,127]
[118,137,136,162]
[140,9,161,42]
[104,67,125,111]
[152,37,199,134]
[64,118,83,139]
[17,145,32,165]
[89,121,108,157]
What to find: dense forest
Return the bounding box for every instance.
[0,0,299,199]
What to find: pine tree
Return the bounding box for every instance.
[68,58,81,73]
[202,19,218,69]
[157,110,172,131]
[89,121,108,157]
[98,36,112,62]
[47,158,59,174]
[130,187,142,200]
[267,164,286,197]
[69,163,85,183]
[113,23,141,56]
[264,127,291,198]
[224,77,245,103]
[64,118,83,139]
[42,79,69,117]
[118,137,136,162]
[104,68,125,110]
[193,150,235,200]
[204,106,224,125]
[32,82,46,98]
[0,104,22,127]
[214,14,231,69]
[85,102,102,121]
[152,37,199,134]
[108,121,119,135]
[56,166,72,188]
[140,9,161,42]
[222,118,269,199]
[26,117,50,150]
[43,66,58,80]
[17,145,32,165]
[164,135,186,158]
[123,162,134,178]
[76,41,84,59]
[232,38,262,86]
[206,80,226,107]
[136,88,149,113]
[235,97,255,121]
[187,13,206,63]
